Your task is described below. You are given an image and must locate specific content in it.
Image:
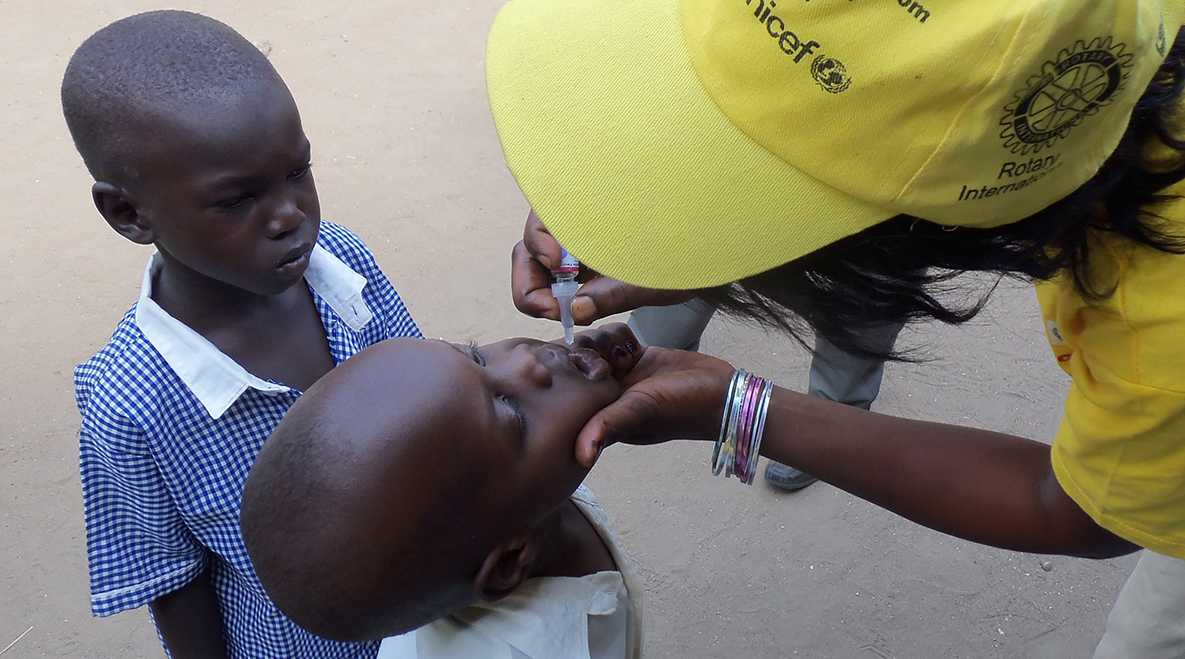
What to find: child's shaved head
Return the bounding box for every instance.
[61,10,281,182]
[243,340,518,640]
[61,10,319,297]
[241,334,632,641]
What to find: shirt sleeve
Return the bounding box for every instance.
[1051,367,1185,559]
[366,264,422,341]
[79,406,206,616]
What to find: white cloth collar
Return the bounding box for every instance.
[378,486,639,659]
[134,245,374,419]
[378,571,629,659]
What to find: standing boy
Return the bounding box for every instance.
[64,11,420,657]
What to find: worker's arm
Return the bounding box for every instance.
[577,347,1139,559]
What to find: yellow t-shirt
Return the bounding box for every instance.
[1038,177,1185,558]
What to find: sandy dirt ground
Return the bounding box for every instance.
[1,2,1139,657]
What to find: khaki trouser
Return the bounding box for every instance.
[1095,551,1185,658]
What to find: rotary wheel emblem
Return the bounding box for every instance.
[999,37,1132,155]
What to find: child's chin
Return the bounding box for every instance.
[255,267,310,295]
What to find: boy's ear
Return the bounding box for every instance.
[474,533,541,602]
[92,181,154,245]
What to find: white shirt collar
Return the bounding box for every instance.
[378,571,630,659]
[378,486,640,659]
[134,245,374,419]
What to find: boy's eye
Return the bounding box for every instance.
[467,341,487,367]
[288,163,312,180]
[496,395,528,439]
[460,342,527,440]
[215,195,252,211]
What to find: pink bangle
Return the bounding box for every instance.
[735,375,762,480]
[745,380,773,484]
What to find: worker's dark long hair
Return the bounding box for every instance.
[700,30,1185,360]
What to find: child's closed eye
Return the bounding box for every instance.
[288,162,312,180]
[214,194,254,212]
[496,394,528,438]
[466,340,487,367]
[464,341,528,439]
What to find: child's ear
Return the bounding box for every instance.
[92,181,154,245]
[474,534,541,602]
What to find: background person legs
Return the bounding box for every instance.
[1094,551,1185,659]
[628,302,904,491]
[628,300,716,352]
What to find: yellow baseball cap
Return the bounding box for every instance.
[486,0,1182,289]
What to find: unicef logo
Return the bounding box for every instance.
[811,55,851,94]
[999,37,1133,155]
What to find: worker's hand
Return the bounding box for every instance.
[574,347,735,468]
[568,323,644,380]
[511,210,697,324]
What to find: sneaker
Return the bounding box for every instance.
[764,461,819,491]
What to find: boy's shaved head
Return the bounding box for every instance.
[242,339,510,641]
[242,336,626,641]
[62,11,319,297]
[61,10,282,182]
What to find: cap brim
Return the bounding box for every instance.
[487,0,892,290]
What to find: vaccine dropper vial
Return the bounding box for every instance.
[551,248,580,345]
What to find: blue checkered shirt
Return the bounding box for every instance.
[75,222,421,658]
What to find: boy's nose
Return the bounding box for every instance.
[265,197,304,238]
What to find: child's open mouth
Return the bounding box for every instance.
[566,348,611,381]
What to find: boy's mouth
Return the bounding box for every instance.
[567,348,611,381]
[276,243,314,271]
[540,343,611,381]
